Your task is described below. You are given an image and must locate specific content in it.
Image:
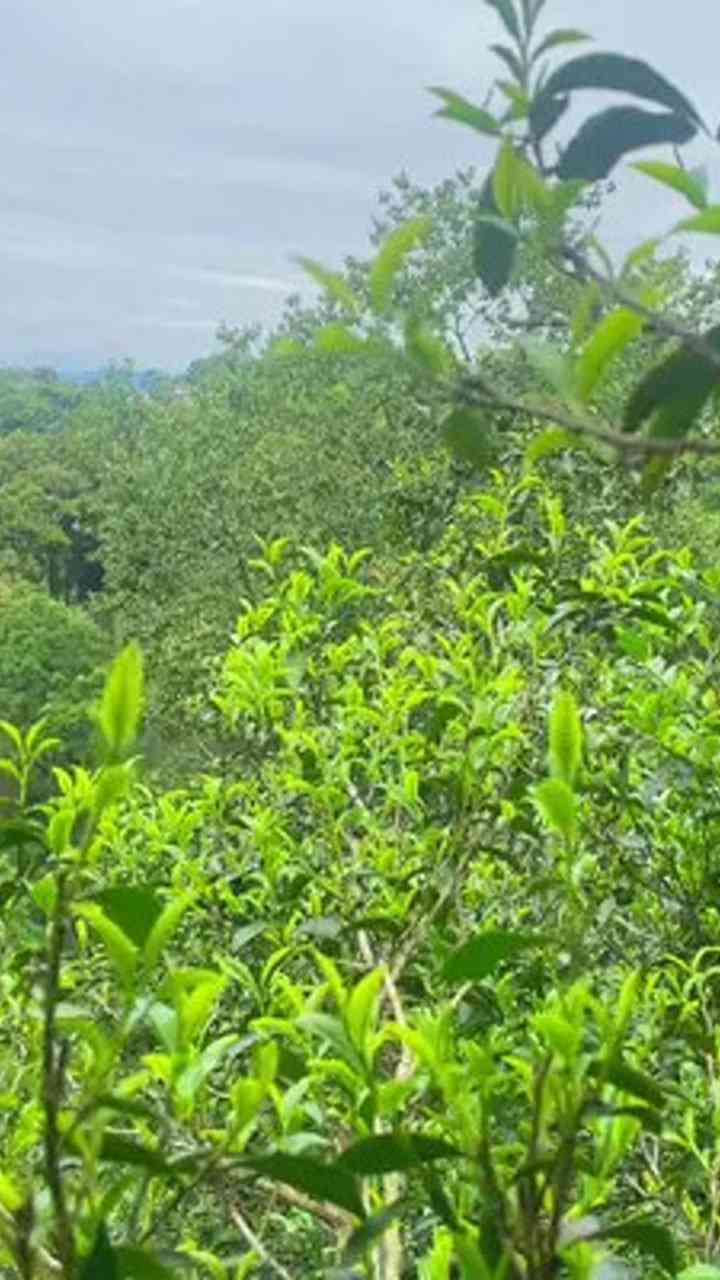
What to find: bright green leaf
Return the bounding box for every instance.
[97,643,144,759]
[428,88,501,137]
[294,257,361,315]
[548,689,583,786]
[369,217,433,315]
[533,777,578,841]
[632,161,708,210]
[577,308,646,401]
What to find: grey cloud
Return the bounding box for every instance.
[2,0,719,369]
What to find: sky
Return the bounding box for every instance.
[2,0,719,372]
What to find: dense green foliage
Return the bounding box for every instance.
[7,1,720,1276]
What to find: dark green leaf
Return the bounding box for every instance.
[599,1219,677,1275]
[115,1247,177,1280]
[344,1202,407,1265]
[243,1154,364,1219]
[490,43,524,82]
[557,106,697,181]
[623,323,720,435]
[98,1132,173,1175]
[484,0,522,42]
[443,930,538,983]
[337,1134,460,1175]
[593,1057,665,1110]
[79,1224,118,1280]
[529,93,570,142]
[443,408,497,469]
[473,215,518,294]
[93,887,164,950]
[537,53,704,129]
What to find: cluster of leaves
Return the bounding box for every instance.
[5,470,720,1278]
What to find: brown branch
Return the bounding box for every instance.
[42,872,75,1278]
[457,381,720,457]
[556,240,720,374]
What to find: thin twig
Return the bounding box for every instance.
[556,240,720,374]
[42,871,75,1278]
[230,1207,294,1280]
[457,381,720,457]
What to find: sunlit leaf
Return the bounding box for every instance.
[97,643,144,759]
[674,206,720,235]
[533,777,578,841]
[548,689,583,786]
[632,161,708,210]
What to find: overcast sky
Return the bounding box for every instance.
[2,1,719,372]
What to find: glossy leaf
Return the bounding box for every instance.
[97,643,144,759]
[243,1153,365,1219]
[524,428,576,469]
[557,106,696,181]
[632,161,708,210]
[428,87,501,137]
[337,1134,460,1175]
[443,930,538,982]
[537,52,704,128]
